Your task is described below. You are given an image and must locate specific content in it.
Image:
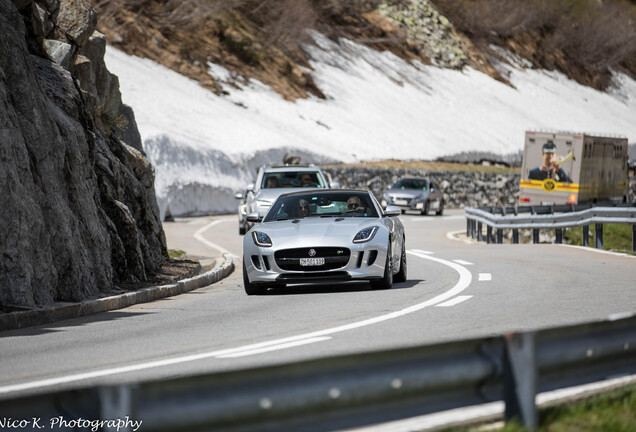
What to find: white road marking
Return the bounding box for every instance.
[410,249,434,255]
[435,295,473,307]
[194,218,237,258]
[0,250,472,395]
[557,244,636,259]
[452,259,473,265]
[478,273,492,281]
[216,337,332,358]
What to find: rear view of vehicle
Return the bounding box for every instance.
[519,131,629,206]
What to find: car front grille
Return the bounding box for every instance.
[275,247,351,271]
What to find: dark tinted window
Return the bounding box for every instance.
[392,179,427,190]
[264,192,379,221]
[261,171,325,189]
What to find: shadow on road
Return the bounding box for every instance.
[264,279,424,295]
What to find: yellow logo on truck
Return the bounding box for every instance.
[542,178,556,192]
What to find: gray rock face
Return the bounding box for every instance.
[1,0,166,309]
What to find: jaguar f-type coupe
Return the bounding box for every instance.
[242,189,407,295]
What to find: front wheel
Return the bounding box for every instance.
[371,244,393,290]
[421,201,430,216]
[394,240,407,283]
[435,200,445,216]
[243,260,267,295]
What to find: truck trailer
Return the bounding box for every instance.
[519,131,629,206]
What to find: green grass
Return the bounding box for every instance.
[443,384,636,432]
[168,249,187,259]
[564,224,636,256]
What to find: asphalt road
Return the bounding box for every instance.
[1,209,635,401]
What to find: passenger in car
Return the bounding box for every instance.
[265,177,279,188]
[292,199,311,218]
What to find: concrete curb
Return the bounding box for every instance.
[0,253,235,332]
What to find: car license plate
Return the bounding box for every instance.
[394,199,408,206]
[300,258,325,266]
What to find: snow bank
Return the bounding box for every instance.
[104,33,636,218]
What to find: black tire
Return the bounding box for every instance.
[243,260,267,295]
[371,244,393,290]
[394,240,407,283]
[421,201,430,216]
[239,224,246,235]
[435,200,445,216]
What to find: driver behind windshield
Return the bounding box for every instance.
[346,196,365,213]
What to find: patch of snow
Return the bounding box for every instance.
[104,33,636,218]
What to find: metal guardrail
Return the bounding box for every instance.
[1,315,636,432]
[465,204,636,250]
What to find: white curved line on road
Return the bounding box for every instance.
[0,250,471,395]
[193,217,238,258]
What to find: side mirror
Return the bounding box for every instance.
[234,192,244,200]
[246,212,262,223]
[384,206,401,217]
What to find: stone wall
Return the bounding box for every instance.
[323,166,520,208]
[0,0,166,309]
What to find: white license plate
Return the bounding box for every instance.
[300,258,325,266]
[394,199,408,206]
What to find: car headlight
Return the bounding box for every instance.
[353,226,378,243]
[380,199,388,208]
[252,231,272,247]
[256,200,272,209]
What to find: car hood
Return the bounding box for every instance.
[385,189,425,199]
[251,217,381,247]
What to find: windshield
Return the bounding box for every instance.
[264,192,379,221]
[261,171,326,189]
[392,179,427,190]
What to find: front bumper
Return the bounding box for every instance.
[382,198,424,211]
[244,244,388,285]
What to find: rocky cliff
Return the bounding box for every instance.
[0,0,166,310]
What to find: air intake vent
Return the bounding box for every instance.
[367,250,378,266]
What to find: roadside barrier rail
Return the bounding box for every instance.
[1,314,635,432]
[464,204,636,250]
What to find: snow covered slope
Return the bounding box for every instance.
[104,33,636,218]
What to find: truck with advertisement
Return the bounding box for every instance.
[519,131,630,206]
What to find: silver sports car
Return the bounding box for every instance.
[242,189,407,295]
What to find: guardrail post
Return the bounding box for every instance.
[99,385,135,432]
[513,229,519,244]
[487,226,493,244]
[555,228,562,244]
[632,224,635,252]
[532,229,539,244]
[504,332,537,431]
[497,229,503,244]
[595,224,603,249]
[478,222,483,242]
[583,225,589,246]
